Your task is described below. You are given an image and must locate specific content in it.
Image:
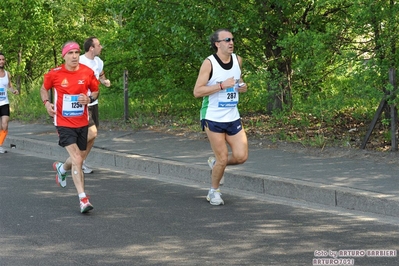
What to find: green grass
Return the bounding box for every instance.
[7,81,391,150]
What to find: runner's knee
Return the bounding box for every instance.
[88,126,97,140]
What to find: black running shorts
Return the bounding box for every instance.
[0,104,10,117]
[56,126,88,150]
[88,104,99,128]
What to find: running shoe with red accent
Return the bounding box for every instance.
[80,197,94,213]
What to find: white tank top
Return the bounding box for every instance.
[200,54,241,122]
[0,70,10,106]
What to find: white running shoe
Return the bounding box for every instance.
[0,146,7,153]
[53,161,67,188]
[82,161,93,174]
[207,156,224,185]
[80,197,94,213]
[206,188,224,205]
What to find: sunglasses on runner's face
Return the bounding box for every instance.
[217,38,235,43]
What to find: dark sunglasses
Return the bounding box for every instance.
[217,38,235,43]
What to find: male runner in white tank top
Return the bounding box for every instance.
[0,52,19,154]
[193,29,248,205]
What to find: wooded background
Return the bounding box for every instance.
[1,0,398,133]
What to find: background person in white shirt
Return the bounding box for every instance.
[79,36,111,173]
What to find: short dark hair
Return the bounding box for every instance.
[210,28,231,52]
[83,36,98,52]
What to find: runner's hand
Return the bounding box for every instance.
[78,93,90,105]
[101,79,111,87]
[45,102,55,117]
[237,82,247,93]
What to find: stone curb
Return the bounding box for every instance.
[5,136,399,218]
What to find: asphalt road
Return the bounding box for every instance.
[1,151,399,266]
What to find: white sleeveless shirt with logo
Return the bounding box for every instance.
[0,71,10,106]
[79,55,104,106]
[200,53,241,122]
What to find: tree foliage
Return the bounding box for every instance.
[1,0,399,122]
